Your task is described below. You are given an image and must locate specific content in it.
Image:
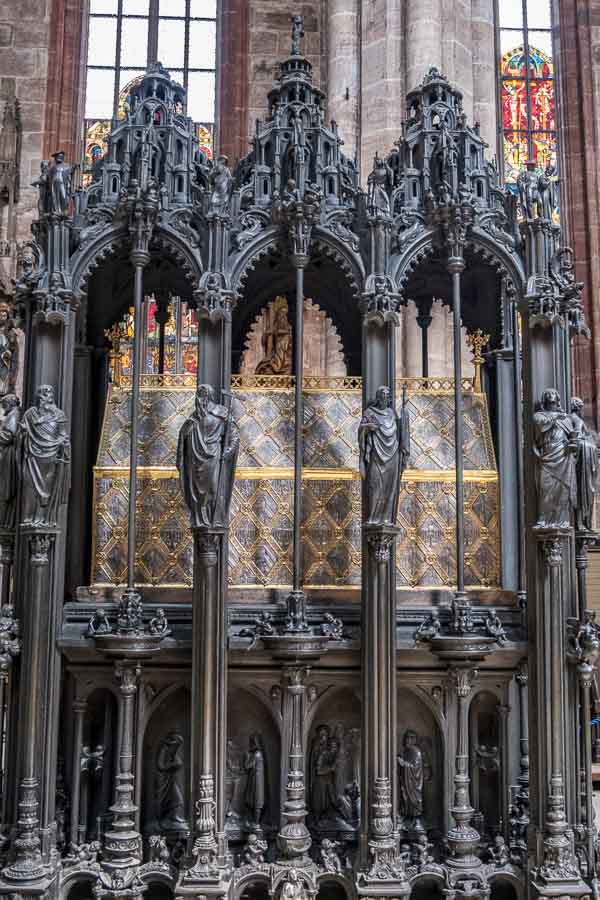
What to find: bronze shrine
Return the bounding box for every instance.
[0,19,596,900]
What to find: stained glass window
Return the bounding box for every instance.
[498,0,557,187]
[110,297,198,381]
[83,0,216,182]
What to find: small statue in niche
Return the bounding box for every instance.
[148,834,170,866]
[176,384,239,530]
[359,385,410,527]
[367,155,393,216]
[225,738,244,823]
[0,302,19,399]
[156,731,188,832]
[20,384,70,527]
[517,162,541,220]
[281,868,308,900]
[319,838,343,873]
[244,733,266,830]
[0,394,21,528]
[533,389,579,528]
[309,723,361,830]
[397,729,427,833]
[570,397,598,531]
[149,607,170,636]
[243,832,267,866]
[44,150,79,216]
[255,297,293,376]
[208,155,233,216]
[309,724,334,822]
[87,609,111,637]
[538,165,556,221]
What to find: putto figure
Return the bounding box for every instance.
[0,394,21,528]
[533,388,578,528]
[20,384,70,527]
[359,385,410,526]
[176,384,239,529]
[570,396,598,531]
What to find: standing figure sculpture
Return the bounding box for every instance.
[244,733,266,830]
[208,155,233,215]
[176,384,239,529]
[359,385,410,526]
[367,156,393,216]
[281,869,308,900]
[291,15,304,55]
[0,394,21,528]
[20,384,70,527]
[397,729,425,833]
[156,731,188,831]
[517,162,541,220]
[533,389,578,528]
[46,151,79,215]
[0,302,19,398]
[571,396,598,531]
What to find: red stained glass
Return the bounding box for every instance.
[83,118,111,185]
[196,123,214,159]
[530,80,555,132]
[502,79,528,131]
[531,132,557,171]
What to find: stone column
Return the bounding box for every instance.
[0,530,14,611]
[327,0,359,161]
[3,530,56,889]
[278,667,311,862]
[69,697,87,849]
[405,0,442,95]
[471,0,497,147]
[102,662,142,870]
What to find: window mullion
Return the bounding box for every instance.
[148,0,159,67]
[112,0,124,119]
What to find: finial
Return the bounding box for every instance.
[291,14,304,56]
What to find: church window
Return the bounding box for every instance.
[83,0,216,183]
[498,0,556,188]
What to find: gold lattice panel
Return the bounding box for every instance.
[91,381,499,589]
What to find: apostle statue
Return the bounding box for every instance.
[156,731,188,831]
[533,388,578,528]
[176,384,239,529]
[0,302,19,398]
[244,733,266,829]
[397,729,425,832]
[359,385,410,526]
[517,162,541,220]
[46,151,79,215]
[20,384,70,527]
[571,396,598,532]
[367,156,393,216]
[208,155,233,216]
[0,394,21,529]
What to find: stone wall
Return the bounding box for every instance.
[0,0,50,246]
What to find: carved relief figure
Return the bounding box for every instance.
[255,297,293,375]
[397,729,425,831]
[281,868,308,900]
[309,722,361,831]
[359,385,410,526]
[0,394,21,528]
[570,397,598,531]
[367,155,393,215]
[244,733,266,829]
[0,302,19,398]
[20,384,70,527]
[176,384,239,529]
[156,731,187,831]
[533,388,578,528]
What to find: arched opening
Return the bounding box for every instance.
[142,687,191,838]
[316,880,348,900]
[489,880,519,900]
[66,879,96,900]
[240,880,270,900]
[76,688,117,842]
[397,688,444,839]
[144,883,174,900]
[469,690,502,840]
[410,877,444,900]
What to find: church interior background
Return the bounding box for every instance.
[0,0,600,898]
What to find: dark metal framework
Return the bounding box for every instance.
[0,19,595,900]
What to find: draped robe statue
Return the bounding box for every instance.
[533,389,578,528]
[244,733,266,829]
[0,394,21,528]
[176,384,239,529]
[571,396,598,531]
[156,731,187,831]
[359,385,410,526]
[397,729,424,828]
[20,384,70,527]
